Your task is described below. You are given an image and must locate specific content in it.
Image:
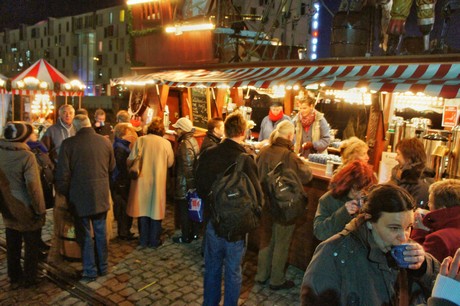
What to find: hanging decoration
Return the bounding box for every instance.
[30,93,54,119]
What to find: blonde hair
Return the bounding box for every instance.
[429,179,460,209]
[114,123,137,139]
[340,137,369,165]
[269,120,294,144]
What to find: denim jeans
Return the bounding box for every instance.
[203,222,246,306]
[74,212,108,278]
[138,217,162,247]
[5,227,41,282]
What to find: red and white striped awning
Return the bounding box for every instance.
[112,59,460,99]
[11,59,71,91]
[9,89,84,97]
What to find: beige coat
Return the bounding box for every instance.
[127,134,174,220]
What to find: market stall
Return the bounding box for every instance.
[112,54,460,269]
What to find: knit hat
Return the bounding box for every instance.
[172,117,195,133]
[3,121,34,142]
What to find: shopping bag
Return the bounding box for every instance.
[186,189,204,223]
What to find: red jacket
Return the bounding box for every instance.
[411,205,460,262]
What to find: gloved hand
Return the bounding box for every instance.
[302,142,314,150]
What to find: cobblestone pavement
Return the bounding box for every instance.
[0,203,303,305]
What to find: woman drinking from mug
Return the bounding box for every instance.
[314,160,376,241]
[302,184,439,306]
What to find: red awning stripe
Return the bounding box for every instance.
[113,62,460,98]
[11,59,72,91]
[9,89,83,96]
[43,60,68,84]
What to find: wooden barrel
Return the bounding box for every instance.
[330,11,370,57]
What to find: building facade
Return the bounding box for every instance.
[0,5,131,96]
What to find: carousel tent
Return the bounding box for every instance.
[9,59,84,122]
[11,59,77,96]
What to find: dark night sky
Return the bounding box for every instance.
[0,0,125,31]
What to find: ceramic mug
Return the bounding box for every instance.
[391,244,411,268]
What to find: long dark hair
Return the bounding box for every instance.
[362,184,415,222]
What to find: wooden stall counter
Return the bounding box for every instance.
[288,160,331,271]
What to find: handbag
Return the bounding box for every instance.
[129,155,142,180]
[186,189,204,223]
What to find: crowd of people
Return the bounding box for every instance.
[0,100,459,306]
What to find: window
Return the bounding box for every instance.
[97,14,103,26]
[109,12,113,25]
[118,38,124,51]
[120,10,125,22]
[141,3,160,20]
[114,53,117,65]
[300,3,307,15]
[250,7,256,15]
[66,22,70,32]
[105,25,114,38]
[97,54,102,65]
[66,46,69,56]
[108,40,113,52]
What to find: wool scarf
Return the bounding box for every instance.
[269,110,284,122]
[300,111,316,133]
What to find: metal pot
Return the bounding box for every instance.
[447,125,460,179]
[423,133,448,170]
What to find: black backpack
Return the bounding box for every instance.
[208,153,261,241]
[264,151,308,224]
[33,149,55,209]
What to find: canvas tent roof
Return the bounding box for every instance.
[10,59,84,96]
[111,55,460,99]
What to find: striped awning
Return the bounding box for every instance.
[112,59,460,99]
[10,89,84,97]
[12,59,70,90]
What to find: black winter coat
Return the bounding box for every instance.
[174,132,200,200]
[390,162,430,207]
[56,127,115,217]
[195,138,263,208]
[200,131,221,154]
